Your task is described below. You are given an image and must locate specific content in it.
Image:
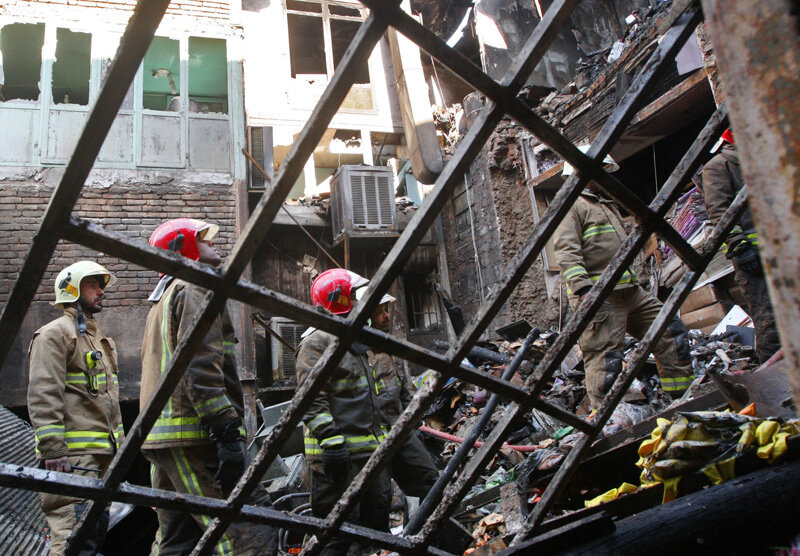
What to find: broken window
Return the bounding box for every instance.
[52,28,91,105]
[142,36,180,111]
[0,23,45,102]
[286,0,369,83]
[405,274,442,331]
[331,18,369,83]
[188,37,228,114]
[287,11,326,77]
[98,34,134,111]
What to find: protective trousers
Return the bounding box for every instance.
[732,258,781,364]
[143,445,277,556]
[309,456,391,556]
[40,453,112,556]
[392,432,438,499]
[577,286,694,408]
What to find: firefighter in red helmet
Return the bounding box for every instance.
[140,218,276,555]
[701,130,781,362]
[295,268,392,555]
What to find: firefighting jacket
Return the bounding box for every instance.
[140,277,244,449]
[554,190,637,296]
[368,351,414,425]
[295,330,386,461]
[27,308,124,460]
[701,144,758,256]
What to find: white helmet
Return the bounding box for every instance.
[562,144,619,177]
[53,261,117,308]
[355,284,396,306]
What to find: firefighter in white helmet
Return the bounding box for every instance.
[27,260,123,555]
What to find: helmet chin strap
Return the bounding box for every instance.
[75,300,87,337]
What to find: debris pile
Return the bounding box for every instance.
[535,1,678,132]
[433,103,464,155]
[417,322,771,548]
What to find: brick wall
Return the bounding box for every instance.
[0,180,238,308]
[14,0,230,19]
[440,141,512,336]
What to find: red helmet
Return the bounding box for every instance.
[311,269,369,315]
[721,128,734,144]
[149,218,219,261]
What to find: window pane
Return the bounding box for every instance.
[142,36,180,111]
[286,0,322,13]
[329,3,361,17]
[0,23,45,102]
[288,13,326,77]
[331,18,369,83]
[98,34,134,110]
[188,37,228,114]
[52,28,91,105]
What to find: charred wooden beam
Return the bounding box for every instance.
[504,457,800,554]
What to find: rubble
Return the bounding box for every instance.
[416,320,775,544]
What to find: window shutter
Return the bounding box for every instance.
[248,126,274,189]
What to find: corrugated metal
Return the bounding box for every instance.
[0,406,49,555]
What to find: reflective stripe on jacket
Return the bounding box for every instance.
[295,330,386,462]
[140,277,243,448]
[701,144,758,255]
[554,191,637,296]
[27,308,124,460]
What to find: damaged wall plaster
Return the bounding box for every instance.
[485,120,563,330]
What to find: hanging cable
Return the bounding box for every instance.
[242,148,342,268]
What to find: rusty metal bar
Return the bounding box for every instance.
[190,11,397,554]
[406,328,540,534]
[69,8,394,555]
[0,0,754,552]
[412,8,706,545]
[62,218,587,415]
[415,103,728,544]
[365,0,703,272]
[700,0,800,409]
[299,2,589,552]
[0,463,440,553]
[0,0,171,372]
[511,187,750,544]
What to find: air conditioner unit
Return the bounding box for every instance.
[330,165,397,244]
[247,126,274,189]
[269,318,307,383]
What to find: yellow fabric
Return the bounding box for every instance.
[584,482,639,508]
[702,457,736,486]
[661,477,681,503]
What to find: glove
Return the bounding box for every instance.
[321,444,350,481]
[733,244,763,276]
[44,456,72,473]
[206,419,246,494]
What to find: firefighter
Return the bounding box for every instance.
[140,218,276,555]
[28,260,123,555]
[359,290,439,498]
[553,149,694,408]
[296,269,392,555]
[701,129,780,363]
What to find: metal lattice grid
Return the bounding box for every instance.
[0,0,762,554]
